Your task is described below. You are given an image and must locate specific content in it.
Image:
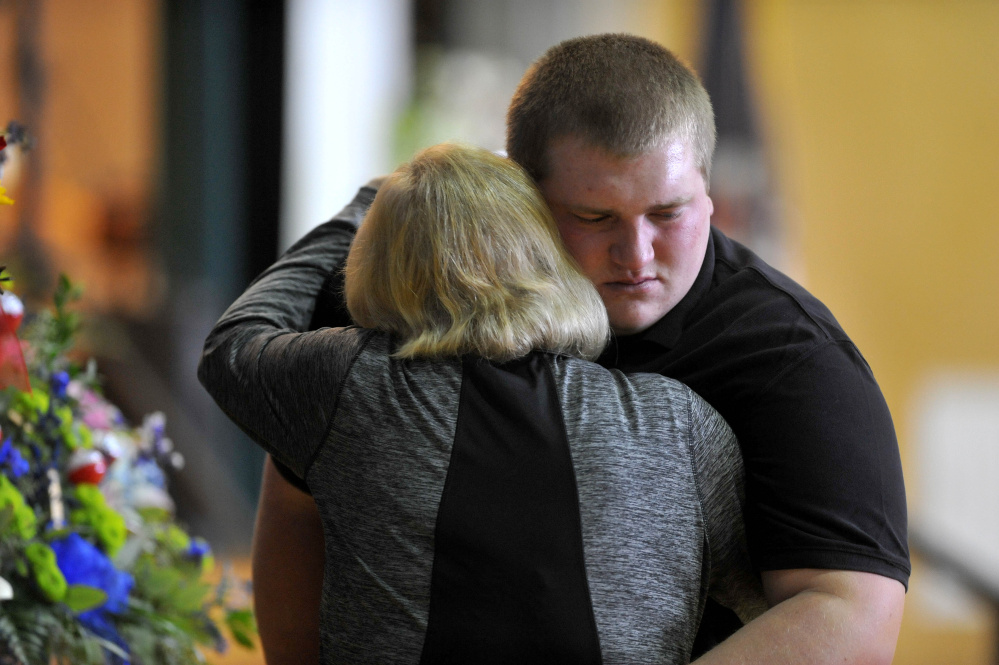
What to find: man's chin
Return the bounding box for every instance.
[607,310,660,337]
[601,292,670,337]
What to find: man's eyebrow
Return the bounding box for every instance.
[650,196,692,210]
[570,205,614,215]
[566,197,692,215]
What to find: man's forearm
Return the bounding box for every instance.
[252,457,325,665]
[693,569,905,665]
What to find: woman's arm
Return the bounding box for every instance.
[686,392,768,623]
[201,186,379,661]
[197,189,374,476]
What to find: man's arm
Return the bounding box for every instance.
[686,389,904,664]
[252,457,325,665]
[693,568,905,665]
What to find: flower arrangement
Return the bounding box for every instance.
[0,122,26,206]
[0,130,255,664]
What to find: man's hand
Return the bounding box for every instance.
[252,457,325,665]
[694,568,905,665]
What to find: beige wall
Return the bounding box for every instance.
[743,1,999,457]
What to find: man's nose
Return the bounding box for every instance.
[609,218,655,271]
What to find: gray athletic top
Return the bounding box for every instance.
[198,190,767,664]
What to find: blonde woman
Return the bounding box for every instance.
[199,144,764,664]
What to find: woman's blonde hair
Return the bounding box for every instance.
[344,143,609,361]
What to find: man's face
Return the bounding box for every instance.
[539,136,713,336]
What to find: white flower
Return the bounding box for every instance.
[0,291,23,317]
[130,484,175,513]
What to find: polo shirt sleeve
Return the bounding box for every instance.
[198,191,374,481]
[740,339,910,586]
[687,393,769,624]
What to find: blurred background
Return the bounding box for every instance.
[0,0,996,663]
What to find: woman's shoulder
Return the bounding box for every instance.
[547,353,699,411]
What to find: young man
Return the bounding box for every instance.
[251,34,908,664]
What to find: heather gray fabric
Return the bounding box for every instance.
[546,356,765,663]
[198,191,767,664]
[308,337,462,664]
[198,187,375,477]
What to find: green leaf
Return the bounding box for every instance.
[0,613,30,665]
[226,608,257,649]
[142,564,183,600]
[172,579,212,613]
[0,504,14,534]
[136,506,172,523]
[62,584,107,612]
[226,608,255,632]
[91,633,130,660]
[230,625,255,649]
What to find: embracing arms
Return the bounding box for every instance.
[209,180,907,664]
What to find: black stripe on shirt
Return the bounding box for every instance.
[420,353,602,665]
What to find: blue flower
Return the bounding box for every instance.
[0,438,29,478]
[9,453,28,477]
[50,532,134,614]
[77,610,131,665]
[0,438,13,464]
[50,534,134,663]
[185,538,211,560]
[134,458,166,489]
[50,371,70,399]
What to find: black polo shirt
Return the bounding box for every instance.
[599,226,909,654]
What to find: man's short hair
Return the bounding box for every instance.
[345,143,610,362]
[506,33,716,183]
